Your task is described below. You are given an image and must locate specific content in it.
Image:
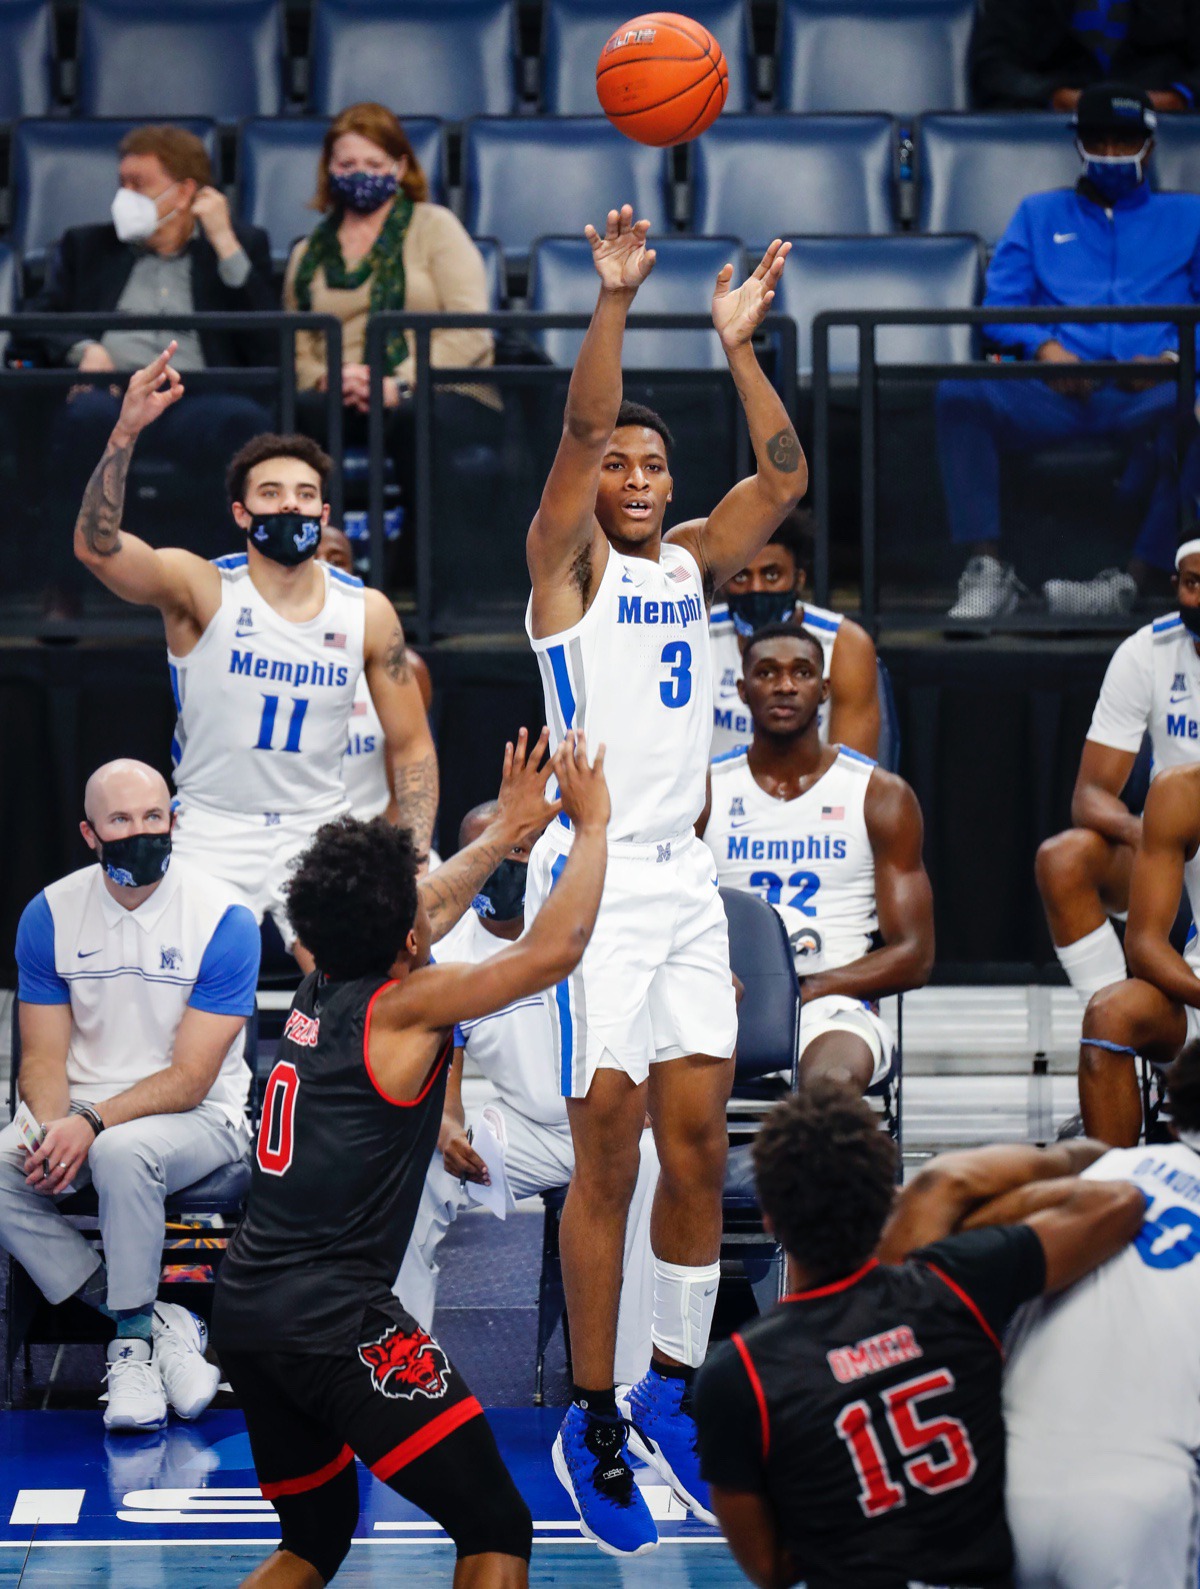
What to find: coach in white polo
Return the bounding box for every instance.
[0,758,259,1433]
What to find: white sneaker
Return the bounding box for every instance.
[948,554,1025,620]
[104,1338,167,1433]
[152,1302,221,1420]
[1043,569,1137,617]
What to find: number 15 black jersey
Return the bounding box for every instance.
[694,1227,1046,1589]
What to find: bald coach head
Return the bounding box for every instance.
[80,760,174,901]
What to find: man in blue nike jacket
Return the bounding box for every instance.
[938,82,1200,621]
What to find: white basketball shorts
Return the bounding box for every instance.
[800,994,895,1087]
[525,824,738,1099]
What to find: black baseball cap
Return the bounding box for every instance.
[1072,81,1157,138]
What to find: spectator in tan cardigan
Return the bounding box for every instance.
[285,102,497,578]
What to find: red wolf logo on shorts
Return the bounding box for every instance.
[358,1325,452,1401]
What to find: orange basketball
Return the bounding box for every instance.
[596,12,729,147]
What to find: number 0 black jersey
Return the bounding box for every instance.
[213,970,451,1355]
[694,1227,1046,1589]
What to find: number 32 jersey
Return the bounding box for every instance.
[169,555,365,820]
[527,542,711,844]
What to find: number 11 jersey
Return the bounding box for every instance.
[169,555,365,819]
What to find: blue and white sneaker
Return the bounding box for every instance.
[552,1403,658,1556]
[620,1367,716,1525]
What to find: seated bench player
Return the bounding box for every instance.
[395,800,658,1388]
[709,510,880,760]
[0,759,258,1432]
[699,623,934,1093]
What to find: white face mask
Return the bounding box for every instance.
[111,182,178,244]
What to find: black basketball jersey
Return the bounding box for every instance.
[213,971,450,1354]
[694,1227,1047,1589]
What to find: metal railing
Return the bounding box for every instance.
[365,311,799,642]
[811,304,1200,633]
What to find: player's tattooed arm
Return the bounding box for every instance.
[392,752,439,863]
[383,622,414,685]
[76,432,133,557]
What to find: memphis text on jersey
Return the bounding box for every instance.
[616,593,704,627]
[725,834,850,864]
[228,648,351,689]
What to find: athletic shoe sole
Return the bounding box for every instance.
[103,1409,167,1433]
[551,1431,659,1557]
[619,1394,718,1526]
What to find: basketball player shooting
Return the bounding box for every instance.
[524,205,807,1555]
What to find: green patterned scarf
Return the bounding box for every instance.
[292,193,414,375]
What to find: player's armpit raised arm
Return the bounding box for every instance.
[1124,767,1200,1003]
[363,592,438,858]
[73,343,212,619]
[527,207,655,597]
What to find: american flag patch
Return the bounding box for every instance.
[821,806,845,821]
[324,632,346,649]
[668,565,690,584]
[351,700,367,717]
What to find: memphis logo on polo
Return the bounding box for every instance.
[358,1325,452,1401]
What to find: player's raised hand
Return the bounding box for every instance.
[585,204,657,293]
[114,342,185,440]
[711,239,791,352]
[553,731,610,834]
[493,726,563,842]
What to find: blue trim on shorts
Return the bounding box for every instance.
[549,852,573,1095]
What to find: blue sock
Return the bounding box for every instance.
[114,1306,154,1342]
[76,1264,115,1321]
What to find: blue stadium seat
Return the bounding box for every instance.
[776,0,973,114]
[774,234,982,374]
[463,117,672,262]
[12,118,220,274]
[0,0,55,119]
[528,234,743,368]
[916,112,1077,246]
[541,0,754,114]
[76,0,284,119]
[0,242,14,363]
[1151,119,1200,194]
[689,114,896,243]
[473,236,506,309]
[237,117,446,268]
[309,0,518,119]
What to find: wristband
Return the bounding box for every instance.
[75,1104,105,1138]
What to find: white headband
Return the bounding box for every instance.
[1177,540,1200,569]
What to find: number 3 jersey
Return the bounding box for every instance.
[526,541,711,845]
[694,1227,1047,1589]
[704,745,876,974]
[169,555,366,820]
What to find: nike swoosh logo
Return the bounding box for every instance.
[729,818,753,830]
[234,629,258,639]
[1171,694,1189,704]
[1053,232,1076,243]
[76,949,102,959]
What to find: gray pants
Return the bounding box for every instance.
[0,1103,247,1313]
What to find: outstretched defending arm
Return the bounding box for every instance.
[362,589,439,862]
[1124,766,1200,1004]
[668,242,807,595]
[73,344,216,627]
[527,206,655,627]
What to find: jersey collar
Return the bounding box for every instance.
[783,1256,878,1301]
[94,855,180,934]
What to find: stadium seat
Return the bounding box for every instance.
[0,243,14,362]
[309,0,518,119]
[916,112,1077,246]
[12,118,220,276]
[1151,118,1200,194]
[473,236,506,309]
[876,654,901,773]
[0,0,55,120]
[776,0,974,114]
[528,234,743,369]
[237,117,446,268]
[689,114,896,243]
[774,233,982,375]
[541,0,755,114]
[463,117,671,262]
[76,0,285,119]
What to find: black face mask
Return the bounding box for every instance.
[472,858,527,923]
[247,513,322,567]
[93,829,172,889]
[726,589,797,638]
[1181,604,1200,639]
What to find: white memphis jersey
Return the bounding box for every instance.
[1005,1143,1200,1477]
[438,910,565,1126]
[342,673,389,820]
[1087,613,1200,773]
[527,542,711,844]
[708,601,842,759]
[704,746,876,974]
[169,556,365,819]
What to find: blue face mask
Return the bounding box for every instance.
[329,169,399,215]
[247,513,322,566]
[1079,139,1150,205]
[472,858,527,923]
[726,589,797,639]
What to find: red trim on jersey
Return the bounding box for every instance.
[731,1332,770,1463]
[362,982,451,1107]
[260,1443,354,1500]
[923,1263,1003,1357]
[369,1396,483,1481]
[782,1257,879,1302]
